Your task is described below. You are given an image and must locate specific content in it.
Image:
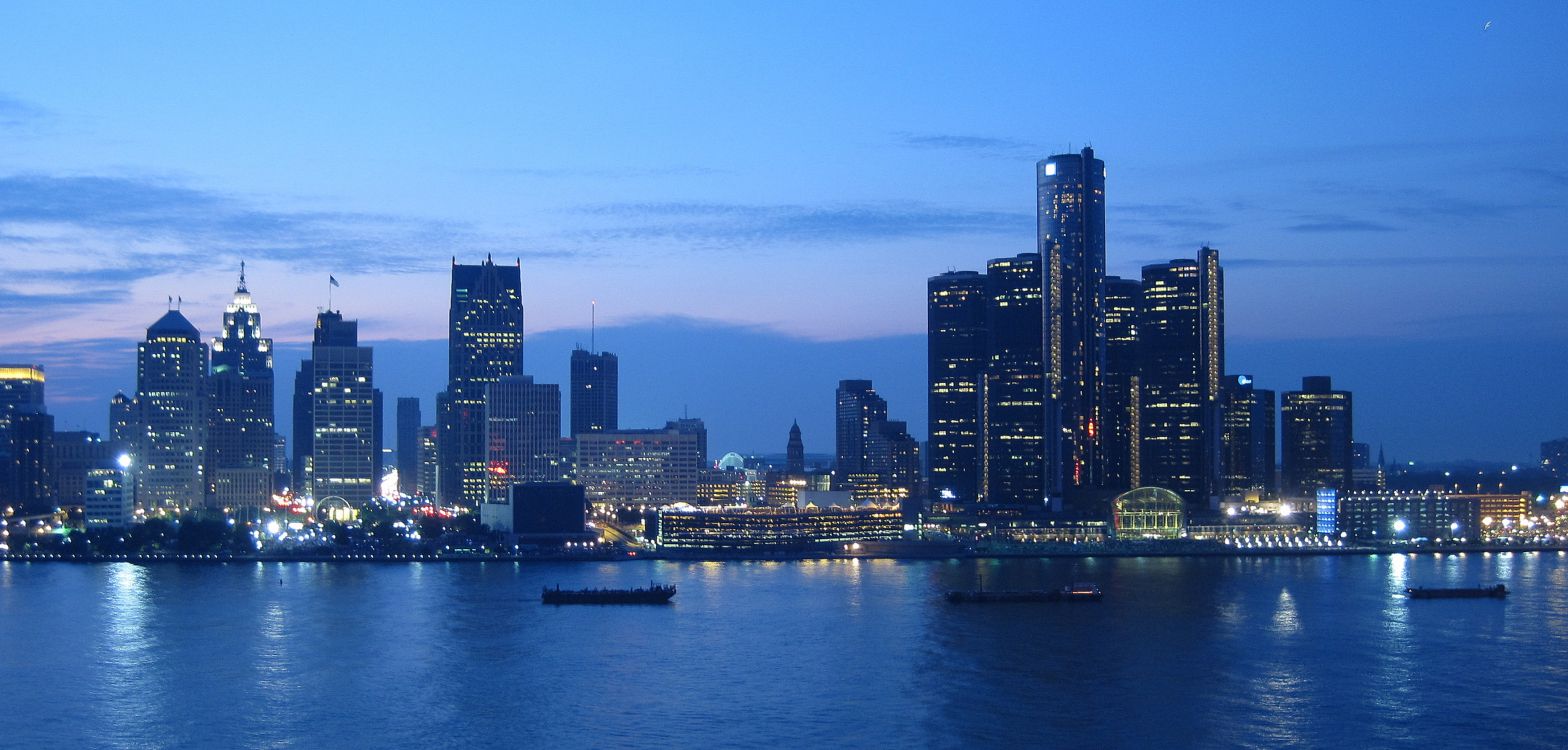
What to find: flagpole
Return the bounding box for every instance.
[328,275,333,311]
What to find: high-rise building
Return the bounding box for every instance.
[208,265,274,508]
[786,421,806,476]
[303,310,377,505]
[1,365,53,514]
[417,425,438,497]
[574,428,703,505]
[1137,247,1224,509]
[1101,276,1142,493]
[396,397,421,497]
[134,310,209,511]
[1039,147,1107,503]
[569,348,618,437]
[665,417,708,468]
[1220,375,1276,500]
[439,256,524,508]
[979,253,1045,505]
[835,380,888,478]
[53,431,119,511]
[484,375,565,504]
[108,392,137,444]
[926,270,987,503]
[1281,376,1353,496]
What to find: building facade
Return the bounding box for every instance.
[395,397,421,496]
[979,253,1045,505]
[1220,374,1276,500]
[574,429,703,505]
[1038,147,1107,503]
[569,348,618,437]
[208,267,275,508]
[439,256,524,508]
[1281,376,1353,496]
[134,311,209,511]
[304,310,378,505]
[484,376,565,504]
[1100,276,1142,493]
[926,270,987,503]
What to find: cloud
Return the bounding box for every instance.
[1223,254,1564,269]
[474,165,727,179]
[1283,214,1400,233]
[0,93,48,129]
[571,200,1030,246]
[1117,201,1229,233]
[0,172,588,285]
[894,132,1040,159]
[1511,166,1568,189]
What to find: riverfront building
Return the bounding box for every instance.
[439,256,525,508]
[569,348,618,437]
[1333,491,1480,543]
[926,270,987,504]
[1282,376,1353,496]
[134,311,209,511]
[207,266,275,508]
[653,504,903,552]
[298,310,379,505]
[574,428,703,505]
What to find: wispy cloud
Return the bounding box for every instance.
[1224,254,1564,269]
[1283,214,1400,233]
[0,92,49,129]
[894,132,1039,159]
[571,200,1030,246]
[473,165,727,180]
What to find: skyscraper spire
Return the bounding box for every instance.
[238,260,248,293]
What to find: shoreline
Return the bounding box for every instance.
[3,543,1565,565]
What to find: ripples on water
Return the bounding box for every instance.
[3,553,1566,749]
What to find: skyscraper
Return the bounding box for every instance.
[134,310,209,511]
[835,379,888,478]
[1100,276,1142,492]
[569,348,618,437]
[1220,374,1276,499]
[484,375,564,505]
[1137,247,1224,508]
[979,253,1046,505]
[439,256,524,508]
[303,310,378,505]
[1281,376,1353,496]
[786,421,805,476]
[208,265,274,508]
[396,397,422,497]
[1,366,53,514]
[1039,147,1107,503]
[926,270,987,503]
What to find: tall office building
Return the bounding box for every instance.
[484,375,565,504]
[926,270,987,503]
[786,421,806,476]
[1101,276,1142,492]
[208,265,274,508]
[134,310,209,511]
[1220,375,1276,499]
[439,256,524,508]
[1281,376,1353,496]
[108,392,137,444]
[979,253,1046,505]
[417,425,439,497]
[835,380,888,477]
[569,348,618,436]
[1038,147,1107,502]
[665,417,708,468]
[396,397,422,496]
[302,310,378,505]
[1,365,53,514]
[1137,247,1224,509]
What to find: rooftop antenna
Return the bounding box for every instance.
[176,295,182,311]
[167,295,173,311]
[591,299,597,352]
[238,260,247,291]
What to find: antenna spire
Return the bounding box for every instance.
[590,300,597,352]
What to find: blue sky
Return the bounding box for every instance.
[1,2,1565,460]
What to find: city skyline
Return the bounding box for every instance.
[2,4,1566,462]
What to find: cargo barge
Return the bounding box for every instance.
[946,582,1103,603]
[1406,584,1508,599]
[541,583,676,604]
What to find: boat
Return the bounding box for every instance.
[946,582,1103,603]
[1406,584,1508,600]
[541,583,676,604]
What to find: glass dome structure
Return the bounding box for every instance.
[1111,487,1186,539]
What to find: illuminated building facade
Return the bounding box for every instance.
[396,397,421,496]
[1315,488,1338,535]
[569,348,617,437]
[417,425,438,497]
[665,418,708,468]
[84,467,131,529]
[53,431,118,509]
[654,505,902,551]
[1038,147,1107,503]
[1110,486,1186,539]
[1220,374,1276,499]
[1281,376,1353,495]
[980,253,1045,505]
[834,380,920,499]
[1137,247,1224,509]
[926,270,987,503]
[1334,491,1479,542]
[134,311,209,511]
[208,266,275,508]
[484,375,565,504]
[1100,276,1141,493]
[439,256,524,509]
[574,428,702,505]
[1,364,53,514]
[303,310,378,505]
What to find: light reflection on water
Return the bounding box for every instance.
[2,554,1564,749]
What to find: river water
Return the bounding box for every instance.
[3,552,1565,748]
